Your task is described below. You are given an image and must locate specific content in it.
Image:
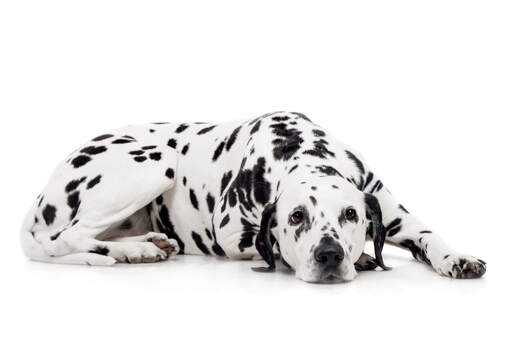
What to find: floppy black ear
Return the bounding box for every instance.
[365,193,391,271]
[252,203,277,273]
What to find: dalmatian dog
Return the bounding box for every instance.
[20,112,486,283]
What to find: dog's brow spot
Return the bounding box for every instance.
[311,186,317,190]
[309,196,317,205]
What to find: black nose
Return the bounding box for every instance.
[314,237,344,268]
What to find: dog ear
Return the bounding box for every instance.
[364,193,391,271]
[252,202,277,272]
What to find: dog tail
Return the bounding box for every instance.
[20,203,116,266]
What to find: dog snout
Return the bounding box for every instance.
[314,237,344,268]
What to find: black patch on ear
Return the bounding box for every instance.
[252,203,277,272]
[365,194,390,271]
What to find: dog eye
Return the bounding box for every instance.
[289,210,304,225]
[345,208,357,221]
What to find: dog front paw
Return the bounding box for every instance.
[436,254,486,279]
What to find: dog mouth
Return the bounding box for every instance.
[314,268,345,283]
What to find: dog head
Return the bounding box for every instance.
[254,176,389,283]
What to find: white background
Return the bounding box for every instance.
[1,1,510,340]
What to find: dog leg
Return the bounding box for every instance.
[342,148,486,278]
[373,188,486,278]
[22,128,179,264]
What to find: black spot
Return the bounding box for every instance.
[87,175,102,189]
[270,123,304,160]
[316,165,342,177]
[65,177,86,193]
[92,134,114,141]
[89,246,109,256]
[332,184,339,189]
[400,239,431,265]
[386,218,402,237]
[220,171,233,195]
[134,156,147,162]
[112,139,133,144]
[149,152,162,161]
[189,189,199,210]
[142,145,156,150]
[67,191,81,220]
[155,195,163,205]
[175,124,189,133]
[38,195,44,207]
[206,193,215,214]
[252,158,272,205]
[42,204,57,226]
[205,228,213,240]
[250,120,261,135]
[182,176,187,186]
[71,155,92,168]
[165,168,175,179]
[181,144,189,155]
[239,217,258,252]
[398,204,409,214]
[212,244,226,256]
[191,232,210,255]
[222,157,271,213]
[220,214,230,228]
[311,186,317,191]
[288,164,298,174]
[345,150,365,174]
[197,125,217,135]
[80,145,107,155]
[272,115,290,122]
[158,205,185,254]
[444,254,450,259]
[420,230,432,234]
[309,196,317,205]
[226,126,242,151]
[303,139,335,159]
[369,180,384,193]
[167,138,177,148]
[129,150,144,155]
[122,135,135,140]
[50,230,63,241]
[149,129,155,133]
[312,129,326,137]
